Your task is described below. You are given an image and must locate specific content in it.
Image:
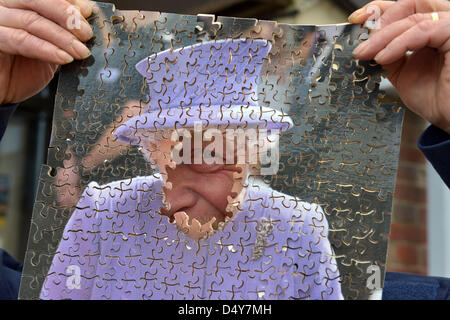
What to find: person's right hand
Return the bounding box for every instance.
[0,0,94,105]
[349,0,450,134]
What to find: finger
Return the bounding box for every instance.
[373,18,450,65]
[374,0,450,29]
[0,25,74,64]
[353,11,450,59]
[67,0,93,18]
[0,0,93,41]
[348,1,396,24]
[0,6,90,59]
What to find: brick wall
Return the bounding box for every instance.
[386,109,428,275]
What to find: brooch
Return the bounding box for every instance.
[252,217,274,260]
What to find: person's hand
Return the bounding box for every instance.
[349,0,450,134]
[0,0,94,105]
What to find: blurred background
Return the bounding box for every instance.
[1,0,449,279]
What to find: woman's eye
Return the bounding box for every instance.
[204,152,214,159]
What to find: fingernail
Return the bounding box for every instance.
[77,0,93,17]
[348,8,364,22]
[71,39,91,59]
[81,21,94,39]
[56,49,74,64]
[374,50,387,63]
[82,1,93,16]
[353,41,368,56]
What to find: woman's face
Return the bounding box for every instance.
[149,129,247,229]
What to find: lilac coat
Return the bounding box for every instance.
[40,175,343,300]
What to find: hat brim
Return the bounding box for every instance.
[113,105,293,145]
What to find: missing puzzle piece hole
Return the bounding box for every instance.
[47,167,58,178]
[159,165,246,239]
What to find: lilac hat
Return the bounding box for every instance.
[114,39,293,145]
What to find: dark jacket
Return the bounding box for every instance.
[0,248,22,300]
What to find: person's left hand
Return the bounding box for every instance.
[349,0,450,135]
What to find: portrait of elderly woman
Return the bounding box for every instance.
[40,39,342,300]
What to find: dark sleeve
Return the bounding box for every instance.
[383,271,450,300]
[0,249,23,300]
[0,104,19,142]
[0,105,23,299]
[418,125,450,188]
